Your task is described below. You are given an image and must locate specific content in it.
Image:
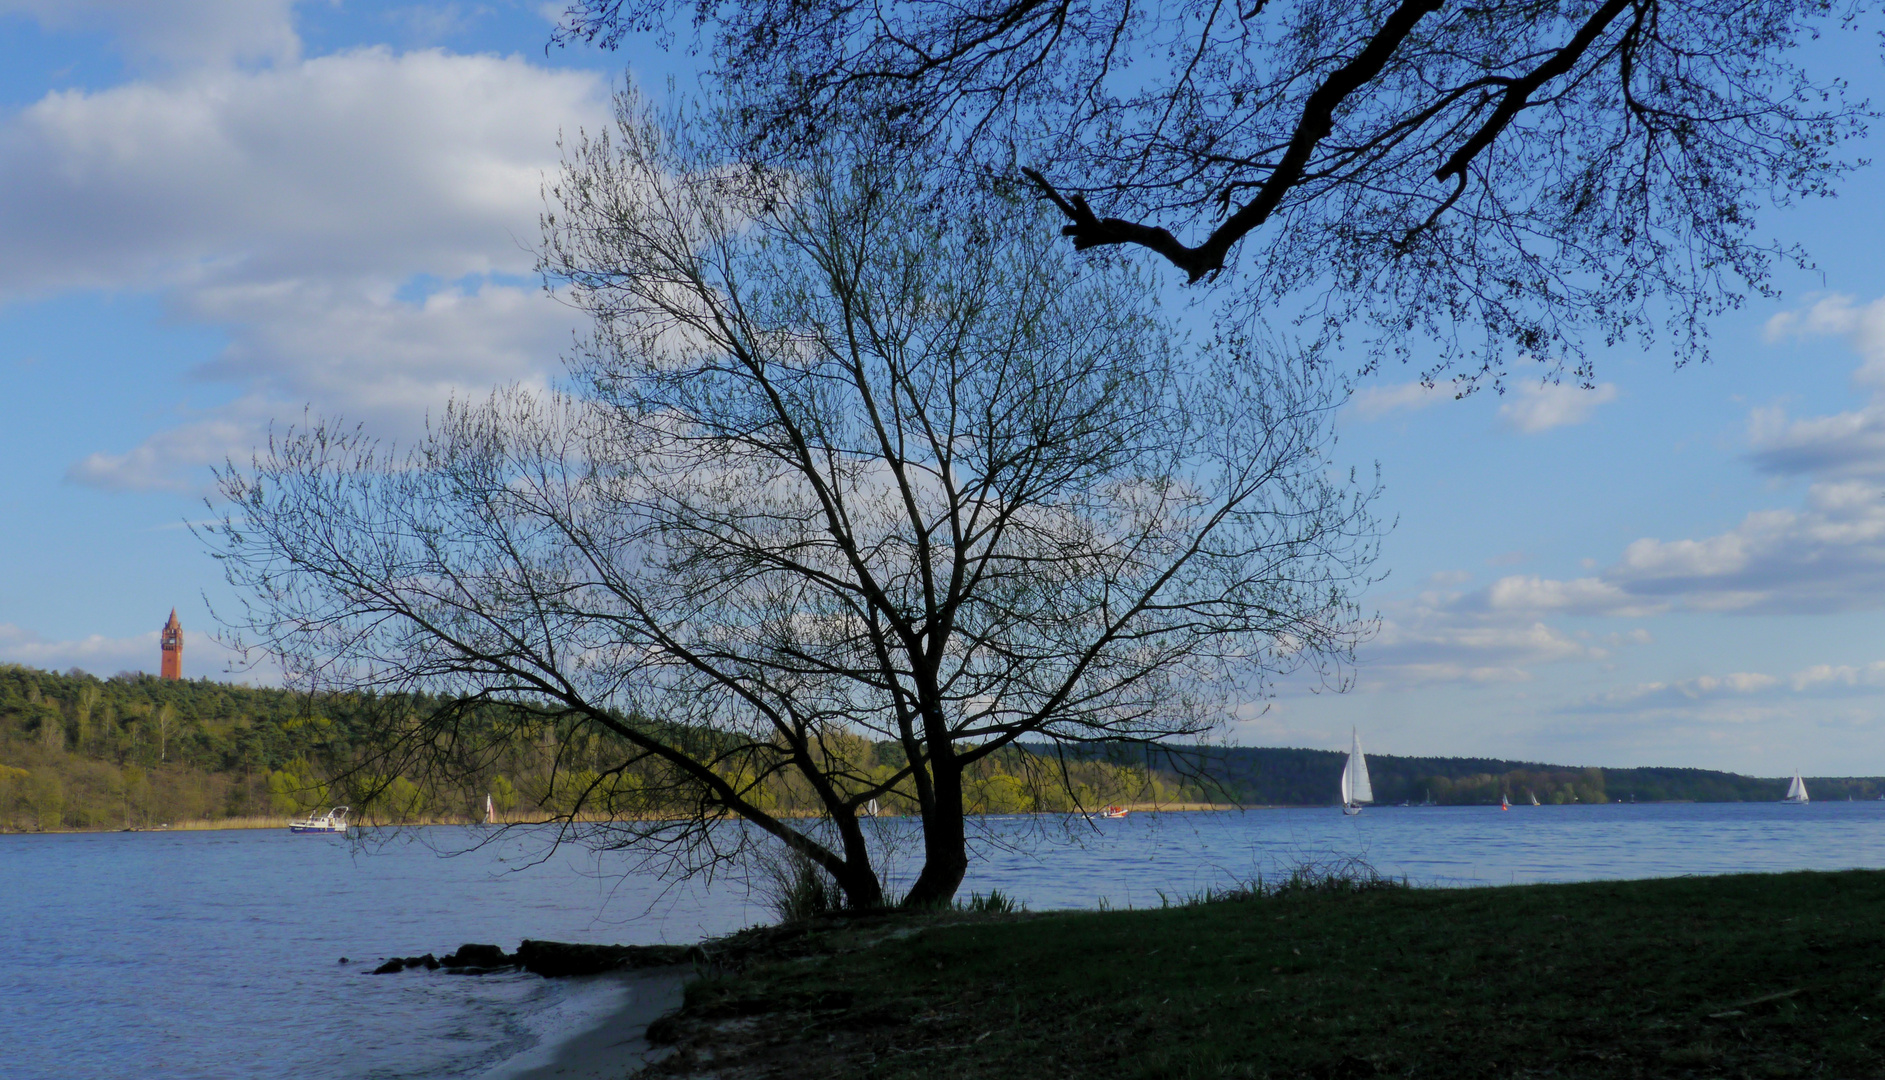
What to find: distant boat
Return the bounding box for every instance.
[1099,805,1129,819]
[289,806,350,835]
[1783,771,1810,804]
[867,798,880,817]
[1340,728,1372,816]
[484,794,495,824]
[1500,794,1510,812]
[1529,791,1540,807]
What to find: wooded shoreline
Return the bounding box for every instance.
[3,803,1256,836]
[6,663,1883,834]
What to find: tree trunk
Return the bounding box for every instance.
[902,750,968,907]
[830,808,886,909]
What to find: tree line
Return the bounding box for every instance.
[6,661,1867,833]
[1135,746,1882,805]
[0,665,1198,833]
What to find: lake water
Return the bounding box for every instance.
[7,801,1885,1080]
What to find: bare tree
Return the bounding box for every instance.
[208,99,1377,907]
[556,0,1868,383]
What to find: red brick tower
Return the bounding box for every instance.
[160,609,183,680]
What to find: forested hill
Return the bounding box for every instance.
[5,663,1877,832]
[0,665,380,831]
[1130,745,1884,805]
[0,665,1182,832]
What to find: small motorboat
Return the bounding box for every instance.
[1098,805,1130,819]
[289,806,351,834]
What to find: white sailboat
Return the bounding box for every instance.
[1529,791,1540,807]
[1783,770,1810,804]
[1339,728,1372,816]
[484,793,495,823]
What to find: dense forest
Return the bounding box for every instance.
[0,666,1191,832]
[3,665,1877,832]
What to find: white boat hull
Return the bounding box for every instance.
[288,806,351,834]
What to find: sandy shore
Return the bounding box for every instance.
[484,967,691,1080]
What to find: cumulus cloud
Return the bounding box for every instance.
[1569,659,1885,718]
[1747,296,1885,479]
[0,45,612,492]
[68,278,576,492]
[1579,672,1782,712]
[66,414,263,494]
[0,0,300,67]
[1453,478,1885,617]
[1458,296,1885,617]
[1476,574,1660,617]
[1763,293,1885,380]
[1786,660,1885,693]
[1497,380,1619,433]
[0,48,607,297]
[1338,582,1651,690]
[1357,618,1604,687]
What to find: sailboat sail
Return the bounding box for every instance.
[1784,772,1809,803]
[1345,728,1372,805]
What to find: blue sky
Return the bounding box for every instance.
[4,1,1885,776]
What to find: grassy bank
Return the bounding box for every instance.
[648,870,1885,1079]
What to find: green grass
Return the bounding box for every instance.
[650,870,1885,1079]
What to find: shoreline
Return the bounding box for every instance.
[6,796,1860,837]
[481,967,691,1080]
[0,803,1260,836]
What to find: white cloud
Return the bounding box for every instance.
[1589,672,1782,709]
[66,414,261,494]
[0,620,257,679]
[1462,480,1885,617]
[1745,402,1885,479]
[1569,658,1885,719]
[0,48,607,298]
[0,0,300,67]
[1350,380,1452,420]
[1346,594,1639,690]
[1497,380,1618,433]
[1763,294,1885,383]
[1788,661,1885,693]
[68,278,577,492]
[1747,296,1885,479]
[1464,294,1885,616]
[0,46,612,492]
[1480,574,1659,617]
